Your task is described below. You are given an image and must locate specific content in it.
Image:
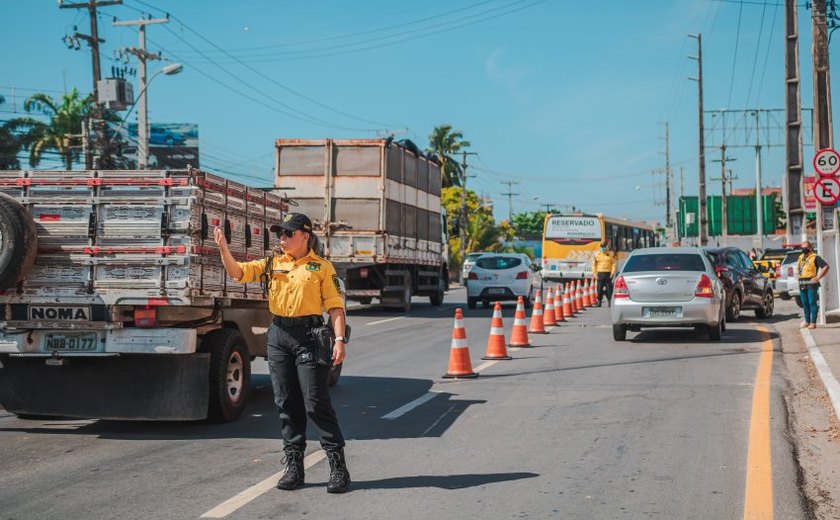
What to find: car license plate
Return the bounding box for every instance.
[643,307,682,318]
[44,333,98,352]
[488,288,506,295]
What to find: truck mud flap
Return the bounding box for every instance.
[0,354,211,421]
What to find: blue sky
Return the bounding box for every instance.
[2,0,837,224]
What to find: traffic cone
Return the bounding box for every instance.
[443,308,478,379]
[590,279,598,307]
[562,283,574,317]
[554,285,565,322]
[528,290,548,334]
[543,286,557,327]
[483,302,512,360]
[573,281,582,312]
[509,296,531,347]
[585,279,594,307]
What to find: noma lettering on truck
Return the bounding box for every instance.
[30,307,90,321]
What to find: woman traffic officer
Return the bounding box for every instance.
[214,212,351,494]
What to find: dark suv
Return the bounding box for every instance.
[703,247,774,321]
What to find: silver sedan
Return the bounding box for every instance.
[610,247,726,341]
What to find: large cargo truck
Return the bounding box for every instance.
[275,138,449,311]
[0,168,288,421]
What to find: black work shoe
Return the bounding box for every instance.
[277,449,305,490]
[325,449,351,494]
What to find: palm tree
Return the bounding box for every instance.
[427,125,471,188]
[0,95,21,170]
[6,89,93,170]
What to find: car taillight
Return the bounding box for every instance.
[613,275,629,298]
[775,265,781,276]
[468,272,478,280]
[516,271,529,279]
[695,274,714,298]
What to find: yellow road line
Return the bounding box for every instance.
[743,325,774,520]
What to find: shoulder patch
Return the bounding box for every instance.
[332,274,342,293]
[306,261,321,272]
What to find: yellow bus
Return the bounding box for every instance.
[540,213,657,283]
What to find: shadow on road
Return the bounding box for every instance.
[351,472,539,490]
[628,326,778,344]
[0,375,485,442]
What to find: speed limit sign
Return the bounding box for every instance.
[814,148,840,177]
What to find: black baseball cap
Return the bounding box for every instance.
[270,213,313,233]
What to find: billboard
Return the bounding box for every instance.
[109,122,199,169]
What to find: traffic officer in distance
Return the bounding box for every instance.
[797,240,830,329]
[214,212,351,494]
[591,242,617,307]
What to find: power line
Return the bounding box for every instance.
[726,0,744,108]
[500,180,519,222]
[744,0,768,108]
[754,3,781,102]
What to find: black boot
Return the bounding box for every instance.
[325,449,351,494]
[276,449,305,490]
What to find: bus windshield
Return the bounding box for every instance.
[545,216,601,244]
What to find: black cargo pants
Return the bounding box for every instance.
[597,272,613,305]
[267,321,345,452]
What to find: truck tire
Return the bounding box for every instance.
[202,328,250,422]
[429,277,445,306]
[328,362,343,387]
[0,192,38,291]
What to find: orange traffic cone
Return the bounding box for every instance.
[483,302,512,360]
[590,279,598,307]
[554,285,565,322]
[443,308,478,378]
[562,283,574,317]
[509,296,531,347]
[584,279,594,307]
[573,281,582,312]
[528,290,548,334]
[543,286,557,327]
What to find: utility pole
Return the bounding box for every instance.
[811,0,838,324]
[689,34,708,246]
[711,145,736,245]
[458,151,478,267]
[500,181,520,223]
[114,16,169,169]
[753,110,764,247]
[660,122,674,236]
[59,0,122,169]
[785,0,806,242]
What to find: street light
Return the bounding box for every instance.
[108,63,183,167]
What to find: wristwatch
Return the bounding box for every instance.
[334,336,347,343]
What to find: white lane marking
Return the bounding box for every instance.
[422,404,456,436]
[382,391,441,419]
[473,360,498,373]
[801,329,840,421]
[366,317,404,326]
[200,450,326,519]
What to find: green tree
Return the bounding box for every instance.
[442,187,510,267]
[0,95,21,170]
[427,124,471,188]
[6,88,92,170]
[511,210,547,238]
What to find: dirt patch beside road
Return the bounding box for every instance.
[777,304,840,519]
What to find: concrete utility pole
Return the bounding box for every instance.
[689,34,708,246]
[753,110,764,246]
[711,145,736,245]
[114,16,169,169]
[661,122,673,236]
[785,0,806,242]
[457,151,477,266]
[59,0,122,168]
[500,181,520,223]
[811,0,838,324]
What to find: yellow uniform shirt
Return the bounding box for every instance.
[235,249,344,317]
[592,251,616,275]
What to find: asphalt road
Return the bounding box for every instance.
[0,287,809,519]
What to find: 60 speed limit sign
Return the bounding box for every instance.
[814,148,840,177]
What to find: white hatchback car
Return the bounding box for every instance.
[465,253,543,309]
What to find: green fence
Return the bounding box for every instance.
[677,195,777,237]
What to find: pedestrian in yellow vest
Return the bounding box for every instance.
[797,240,830,329]
[592,243,617,307]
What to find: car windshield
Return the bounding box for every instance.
[623,253,706,272]
[475,256,523,270]
[465,253,484,263]
[782,251,802,265]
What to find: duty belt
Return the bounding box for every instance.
[273,315,324,327]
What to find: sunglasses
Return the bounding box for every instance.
[276,229,296,239]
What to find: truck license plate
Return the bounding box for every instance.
[44,333,98,352]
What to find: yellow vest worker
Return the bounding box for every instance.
[796,241,830,329]
[592,243,616,307]
[215,212,351,493]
